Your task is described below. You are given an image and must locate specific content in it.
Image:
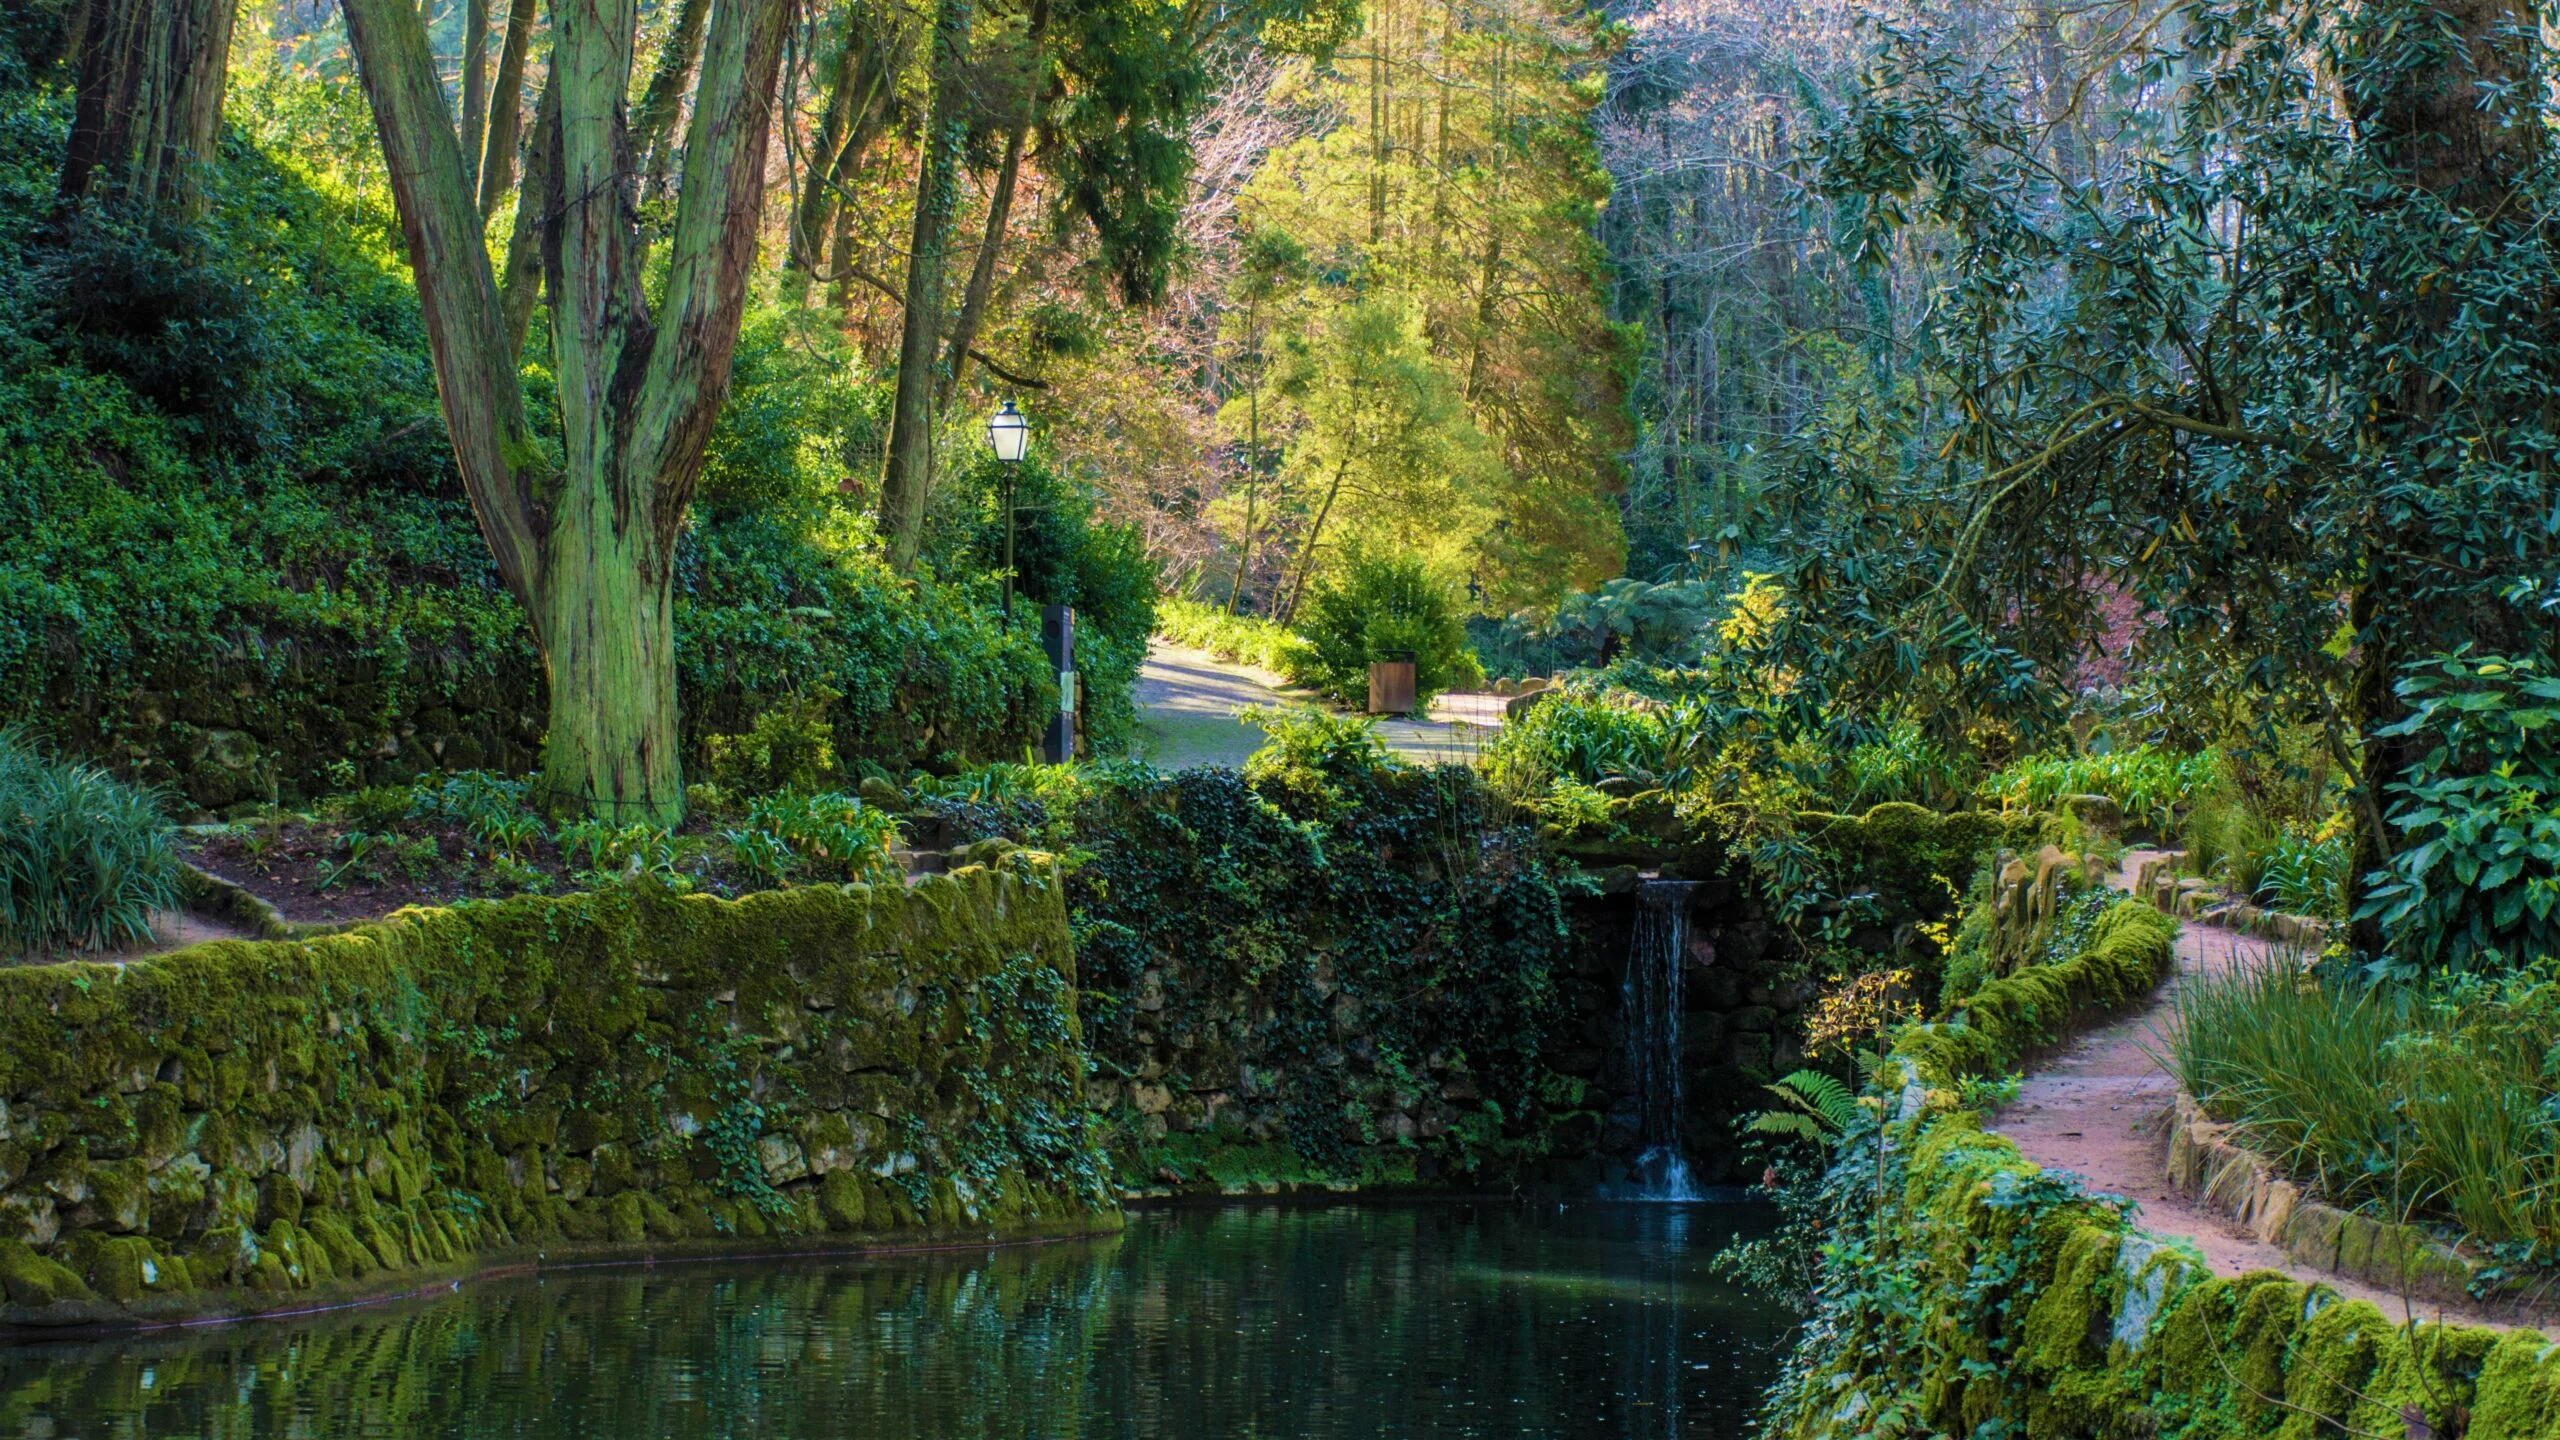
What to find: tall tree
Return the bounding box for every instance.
[58,0,236,214]
[340,0,794,822]
[875,0,976,570]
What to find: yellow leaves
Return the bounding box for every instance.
[1807,968,1921,1059]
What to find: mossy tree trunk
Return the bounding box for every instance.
[58,0,235,214]
[342,0,790,823]
[876,0,975,571]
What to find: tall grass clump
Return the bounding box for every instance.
[1978,745,2218,835]
[2168,958,2560,1254]
[0,732,184,955]
[1155,596,1304,674]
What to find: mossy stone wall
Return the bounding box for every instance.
[0,857,1114,1330]
[1766,901,2560,1439]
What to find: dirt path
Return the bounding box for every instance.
[1131,639,1503,769]
[1990,850,2547,1329]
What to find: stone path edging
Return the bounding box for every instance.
[1991,848,2555,1330]
[2157,1093,2486,1311]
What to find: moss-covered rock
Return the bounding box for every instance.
[1763,899,2560,1439]
[0,860,1115,1330]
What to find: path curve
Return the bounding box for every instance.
[1132,638,1502,770]
[1990,850,2548,1329]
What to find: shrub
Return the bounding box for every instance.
[1288,550,1483,711]
[0,730,184,954]
[1155,595,1303,672]
[2169,957,2560,1252]
[1479,688,1670,794]
[926,453,1159,755]
[719,791,900,888]
[1977,745,2218,835]
[2358,652,2560,976]
[704,688,841,797]
[2256,823,2349,919]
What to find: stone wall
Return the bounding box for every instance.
[1765,903,2560,1440]
[0,858,1115,1330]
[35,624,544,814]
[1554,874,1810,1189]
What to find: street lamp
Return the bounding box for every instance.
[986,399,1029,623]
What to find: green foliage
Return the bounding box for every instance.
[1237,705,1397,804]
[704,688,842,797]
[1746,1069,1861,1147]
[720,792,901,888]
[1473,578,1720,680]
[2256,826,2350,919]
[0,729,183,954]
[1980,747,2218,836]
[1480,689,1672,795]
[1062,755,1578,1185]
[1288,549,1483,710]
[2359,653,2560,976]
[2169,957,2560,1258]
[1154,596,1302,673]
[927,453,1159,754]
[1843,719,1976,811]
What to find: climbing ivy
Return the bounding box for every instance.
[1063,755,1579,1183]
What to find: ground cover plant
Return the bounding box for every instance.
[2170,957,2560,1275]
[182,768,903,924]
[0,729,182,955]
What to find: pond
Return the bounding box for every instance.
[2,1201,1794,1438]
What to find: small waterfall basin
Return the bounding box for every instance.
[1,1201,1792,1437]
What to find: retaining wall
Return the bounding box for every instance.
[0,857,1114,1331]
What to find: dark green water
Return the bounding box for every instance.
[2,1202,1792,1438]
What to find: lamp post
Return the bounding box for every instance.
[986,399,1029,623]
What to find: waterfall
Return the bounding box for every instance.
[1622,878,1698,1201]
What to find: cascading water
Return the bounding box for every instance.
[1621,878,1699,1201]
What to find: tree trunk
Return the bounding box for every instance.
[1281,456,1352,623]
[632,0,711,199]
[59,0,235,214]
[344,0,791,824]
[459,0,490,173]
[476,0,538,217]
[938,0,1047,405]
[877,0,976,570]
[782,23,865,303]
[2339,0,2540,959]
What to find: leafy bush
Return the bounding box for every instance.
[1471,577,1718,679]
[1155,595,1303,673]
[927,453,1159,755]
[0,730,183,954]
[1977,745,2218,835]
[2256,823,2349,919]
[1288,550,1483,711]
[2359,652,2560,975]
[720,791,900,888]
[1480,688,1671,794]
[2170,957,2560,1251]
[704,688,841,797]
[1843,718,1976,810]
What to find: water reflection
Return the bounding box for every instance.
[2,1202,1791,1439]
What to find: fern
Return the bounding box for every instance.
[1745,1069,1860,1150]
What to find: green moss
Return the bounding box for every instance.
[0,863,1114,1325]
[0,1239,91,1306]
[1763,897,2560,1439]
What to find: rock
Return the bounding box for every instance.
[1132,1083,1173,1116]
[756,1136,810,1186]
[0,1237,92,1306]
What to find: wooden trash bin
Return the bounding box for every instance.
[1367,655,1417,715]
